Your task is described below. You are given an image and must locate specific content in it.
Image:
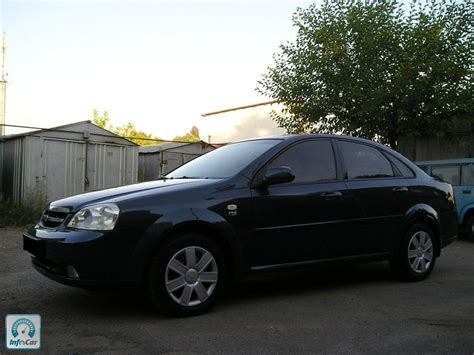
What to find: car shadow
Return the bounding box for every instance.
[44,260,394,319]
[221,261,393,305]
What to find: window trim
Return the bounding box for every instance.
[382,151,416,179]
[251,138,341,188]
[334,139,406,182]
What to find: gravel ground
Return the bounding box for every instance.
[1,227,473,354]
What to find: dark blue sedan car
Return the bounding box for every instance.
[24,135,458,316]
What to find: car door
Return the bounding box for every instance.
[247,139,356,267]
[336,140,415,255]
[459,163,474,222]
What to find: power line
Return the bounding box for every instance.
[0,123,229,145]
[201,100,280,117]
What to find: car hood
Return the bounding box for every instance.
[49,179,217,212]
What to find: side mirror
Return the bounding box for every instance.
[260,166,295,187]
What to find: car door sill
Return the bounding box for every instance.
[250,252,392,271]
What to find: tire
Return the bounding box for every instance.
[390,224,437,281]
[460,215,474,242]
[147,233,227,317]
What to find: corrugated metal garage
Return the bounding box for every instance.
[138,141,215,182]
[0,121,139,204]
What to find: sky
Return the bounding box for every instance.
[1,0,317,142]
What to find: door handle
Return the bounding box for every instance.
[321,191,342,199]
[392,187,408,193]
[462,190,471,194]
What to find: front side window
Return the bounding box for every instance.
[431,165,460,186]
[166,139,281,179]
[267,140,337,184]
[338,141,394,179]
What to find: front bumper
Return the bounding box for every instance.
[23,227,140,288]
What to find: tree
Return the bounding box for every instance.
[173,126,201,142]
[91,110,162,146]
[257,1,472,149]
[92,109,110,129]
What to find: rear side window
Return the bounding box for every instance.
[386,154,415,178]
[268,140,336,184]
[431,165,460,186]
[338,141,394,179]
[461,164,474,186]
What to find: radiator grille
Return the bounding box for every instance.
[40,207,70,229]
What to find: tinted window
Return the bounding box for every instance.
[338,141,394,179]
[386,154,415,178]
[461,164,474,186]
[268,140,336,184]
[167,139,280,179]
[431,165,460,186]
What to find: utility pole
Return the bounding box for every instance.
[0,32,6,136]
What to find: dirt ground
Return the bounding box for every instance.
[1,227,473,353]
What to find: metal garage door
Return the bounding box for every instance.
[43,139,86,202]
[87,143,126,191]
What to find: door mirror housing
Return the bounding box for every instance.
[260,166,295,187]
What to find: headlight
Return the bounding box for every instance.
[67,203,120,231]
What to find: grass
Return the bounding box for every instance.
[0,193,46,228]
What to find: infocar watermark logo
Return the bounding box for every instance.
[5,315,41,350]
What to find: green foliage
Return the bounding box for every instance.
[0,193,46,228]
[92,109,110,129]
[91,110,162,146]
[257,1,473,149]
[173,126,201,142]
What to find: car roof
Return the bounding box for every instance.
[236,134,390,149]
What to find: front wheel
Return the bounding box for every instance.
[147,234,226,317]
[390,224,437,281]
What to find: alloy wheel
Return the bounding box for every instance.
[407,231,434,274]
[165,246,218,307]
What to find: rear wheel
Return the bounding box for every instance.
[147,233,226,317]
[390,224,437,281]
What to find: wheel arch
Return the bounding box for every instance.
[132,208,244,283]
[153,221,241,278]
[460,204,474,225]
[402,204,441,257]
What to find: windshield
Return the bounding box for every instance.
[166,139,281,179]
